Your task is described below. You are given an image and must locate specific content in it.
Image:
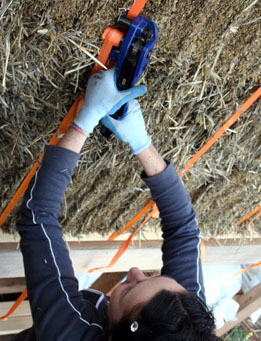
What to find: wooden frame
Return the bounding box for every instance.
[0,278,26,294]
[0,301,32,336]
[0,239,260,278]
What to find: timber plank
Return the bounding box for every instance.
[0,316,32,335]
[0,278,26,294]
[0,301,30,318]
[1,241,260,278]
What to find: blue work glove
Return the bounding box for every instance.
[101,99,151,155]
[74,67,147,134]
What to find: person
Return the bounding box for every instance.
[14,68,218,340]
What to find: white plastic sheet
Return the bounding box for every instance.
[203,265,242,329]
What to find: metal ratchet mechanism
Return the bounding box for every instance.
[101,12,157,138]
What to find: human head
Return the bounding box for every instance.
[107,267,218,340]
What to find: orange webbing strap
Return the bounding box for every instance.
[247,211,261,241]
[250,211,261,224]
[112,87,261,234]
[232,260,261,278]
[178,87,261,177]
[0,155,43,227]
[127,0,148,20]
[88,203,155,273]
[108,200,155,240]
[236,205,261,226]
[90,208,205,272]
[200,240,205,263]
[0,95,84,228]
[108,87,261,238]
[0,289,28,321]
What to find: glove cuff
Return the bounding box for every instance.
[131,135,152,155]
[74,106,99,134]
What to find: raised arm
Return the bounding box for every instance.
[16,130,105,340]
[102,101,205,302]
[16,68,147,340]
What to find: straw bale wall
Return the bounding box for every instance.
[0,0,260,237]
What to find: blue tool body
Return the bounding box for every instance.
[101,13,157,137]
[114,15,157,87]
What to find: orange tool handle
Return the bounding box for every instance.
[91,0,147,75]
[90,28,124,75]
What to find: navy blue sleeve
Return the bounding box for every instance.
[141,162,205,303]
[16,146,103,341]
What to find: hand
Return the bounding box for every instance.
[101,99,151,155]
[74,68,147,134]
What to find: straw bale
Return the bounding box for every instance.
[0,0,260,239]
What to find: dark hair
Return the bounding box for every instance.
[108,290,219,340]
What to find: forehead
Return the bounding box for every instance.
[122,276,178,310]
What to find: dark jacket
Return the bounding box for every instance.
[15,145,205,340]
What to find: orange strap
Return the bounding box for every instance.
[88,203,155,272]
[108,200,155,240]
[200,240,205,263]
[247,211,261,241]
[0,97,84,319]
[232,260,261,278]
[0,156,42,227]
[237,205,261,225]
[250,211,261,223]
[90,208,206,273]
[0,95,84,228]
[115,87,261,230]
[0,289,28,321]
[178,87,261,177]
[127,0,148,20]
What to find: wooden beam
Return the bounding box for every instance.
[0,316,32,335]
[216,283,261,337]
[0,301,32,336]
[1,240,260,278]
[2,238,261,250]
[0,278,26,294]
[1,230,260,245]
[0,301,30,318]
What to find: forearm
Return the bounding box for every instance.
[136,143,167,177]
[19,146,80,219]
[140,161,205,301]
[58,126,87,153]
